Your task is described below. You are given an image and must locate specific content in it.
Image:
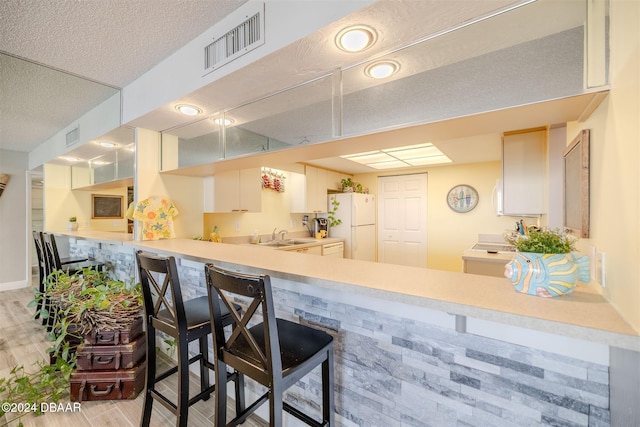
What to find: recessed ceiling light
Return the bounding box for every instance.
[365,60,400,79]
[336,25,377,52]
[98,141,116,148]
[175,104,202,116]
[213,117,234,126]
[59,156,80,162]
[91,160,110,166]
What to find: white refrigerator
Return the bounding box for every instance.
[328,193,376,261]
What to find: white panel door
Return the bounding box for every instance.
[377,173,427,268]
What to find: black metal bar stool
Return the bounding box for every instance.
[136,251,243,427]
[205,264,335,427]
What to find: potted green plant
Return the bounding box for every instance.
[503,228,590,298]
[67,216,78,231]
[341,178,354,192]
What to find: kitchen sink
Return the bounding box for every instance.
[257,241,294,247]
[256,238,317,247]
[286,239,317,245]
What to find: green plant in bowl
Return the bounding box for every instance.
[505,228,576,254]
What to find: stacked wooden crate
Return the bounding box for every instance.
[69,317,146,402]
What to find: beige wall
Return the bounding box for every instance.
[135,128,205,239]
[44,163,128,232]
[0,150,29,289]
[355,161,520,272]
[565,0,640,331]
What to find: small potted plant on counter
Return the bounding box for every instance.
[67,216,78,231]
[503,227,590,298]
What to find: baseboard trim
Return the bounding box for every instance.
[0,280,29,292]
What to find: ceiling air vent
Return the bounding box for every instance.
[66,127,79,147]
[204,4,265,73]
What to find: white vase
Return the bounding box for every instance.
[67,222,78,231]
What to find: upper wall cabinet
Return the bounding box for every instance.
[501,128,546,217]
[290,166,352,213]
[205,168,262,213]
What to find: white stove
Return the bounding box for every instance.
[470,242,515,254]
[469,234,515,254]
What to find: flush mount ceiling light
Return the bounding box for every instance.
[341,143,452,170]
[98,141,116,148]
[213,117,234,126]
[336,25,377,52]
[175,104,202,116]
[365,60,400,79]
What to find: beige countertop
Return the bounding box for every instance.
[124,237,639,351]
[52,230,134,244]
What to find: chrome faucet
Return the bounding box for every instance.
[272,228,288,241]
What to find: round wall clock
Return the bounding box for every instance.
[447,184,479,213]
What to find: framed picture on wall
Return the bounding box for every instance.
[92,194,124,219]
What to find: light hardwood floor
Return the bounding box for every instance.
[0,286,268,427]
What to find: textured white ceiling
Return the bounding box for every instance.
[1,0,593,176]
[0,0,247,152]
[0,0,247,87]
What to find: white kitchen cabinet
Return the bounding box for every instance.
[501,128,546,216]
[208,168,261,212]
[290,166,353,213]
[281,244,323,255]
[462,250,513,278]
[290,166,327,213]
[322,241,344,258]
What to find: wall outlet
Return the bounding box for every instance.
[235,222,240,232]
[290,219,296,228]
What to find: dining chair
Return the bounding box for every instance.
[32,231,48,322]
[41,232,101,276]
[205,263,334,427]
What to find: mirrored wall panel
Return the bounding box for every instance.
[342,0,590,137]
[161,74,333,171]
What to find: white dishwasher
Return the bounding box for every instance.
[322,242,344,258]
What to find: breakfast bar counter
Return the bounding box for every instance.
[56,232,639,426]
[52,231,639,349]
[127,237,639,350]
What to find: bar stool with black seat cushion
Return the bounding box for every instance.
[205,264,335,427]
[136,251,243,427]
